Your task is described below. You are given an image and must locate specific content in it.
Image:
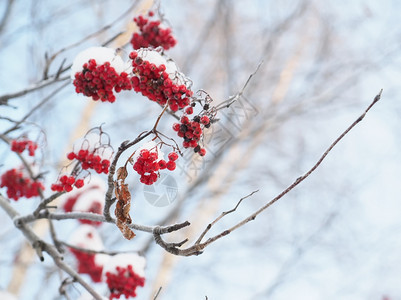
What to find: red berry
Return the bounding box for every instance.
[67,176,76,185]
[166,161,176,171]
[185,107,193,115]
[168,152,179,161]
[201,115,210,125]
[158,160,167,170]
[74,179,84,188]
[140,149,150,159]
[67,152,76,160]
[199,148,206,156]
[64,185,73,192]
[172,123,180,131]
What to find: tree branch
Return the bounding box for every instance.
[152,90,383,256]
[0,194,104,300]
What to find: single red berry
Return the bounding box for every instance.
[166,161,176,171]
[158,160,167,170]
[67,152,76,160]
[172,123,180,131]
[67,176,76,185]
[185,107,193,115]
[199,148,206,156]
[74,179,85,188]
[64,185,73,192]
[201,116,210,125]
[168,152,179,161]
[140,149,150,159]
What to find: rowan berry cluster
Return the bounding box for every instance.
[173,114,210,156]
[51,175,84,192]
[11,139,38,156]
[69,248,103,283]
[73,59,132,103]
[67,149,110,174]
[129,51,193,111]
[133,149,178,185]
[105,265,145,299]
[0,168,44,201]
[131,13,177,50]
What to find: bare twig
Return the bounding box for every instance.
[3,81,70,135]
[0,76,69,106]
[60,241,135,256]
[195,190,259,245]
[153,287,162,300]
[215,61,263,111]
[153,90,382,256]
[0,195,104,300]
[0,0,14,34]
[15,210,191,236]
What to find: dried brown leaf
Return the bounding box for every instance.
[116,166,128,181]
[114,170,135,240]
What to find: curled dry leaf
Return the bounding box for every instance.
[116,166,128,181]
[114,166,135,240]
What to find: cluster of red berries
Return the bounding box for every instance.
[0,168,44,201]
[51,175,84,192]
[69,248,103,283]
[11,139,38,156]
[133,149,177,185]
[73,59,131,103]
[129,51,193,111]
[67,150,110,174]
[131,12,177,50]
[173,114,210,156]
[105,265,145,299]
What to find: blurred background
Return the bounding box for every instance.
[1,0,401,299]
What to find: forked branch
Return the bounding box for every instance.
[153,90,383,256]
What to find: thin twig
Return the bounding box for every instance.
[60,241,135,256]
[153,90,383,256]
[3,81,70,135]
[195,190,259,245]
[15,210,191,235]
[215,61,263,111]
[0,76,69,106]
[0,195,104,300]
[153,287,162,300]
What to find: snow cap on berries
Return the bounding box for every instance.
[132,140,164,162]
[68,224,103,250]
[71,47,127,79]
[73,189,104,213]
[103,253,146,278]
[136,49,178,80]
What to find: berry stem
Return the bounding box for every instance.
[152,102,170,133]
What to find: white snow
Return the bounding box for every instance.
[136,48,178,79]
[94,253,110,267]
[73,189,104,212]
[68,224,103,250]
[131,140,165,163]
[77,293,108,300]
[59,176,106,209]
[102,253,146,278]
[0,291,17,300]
[71,47,128,78]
